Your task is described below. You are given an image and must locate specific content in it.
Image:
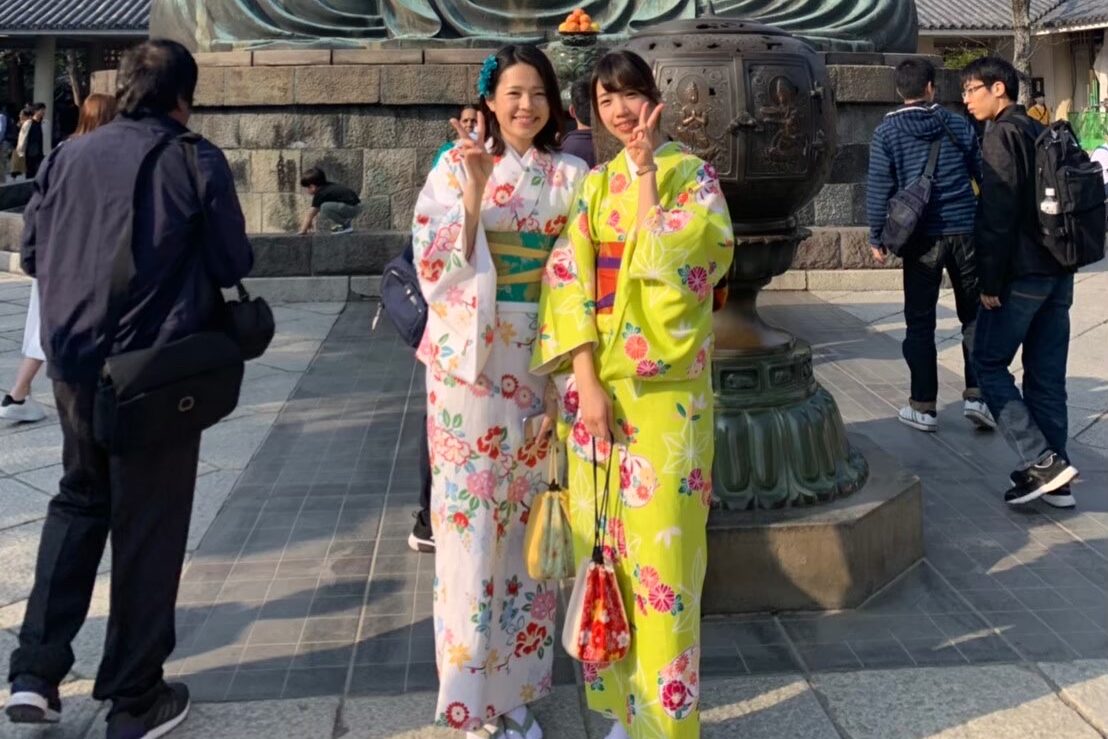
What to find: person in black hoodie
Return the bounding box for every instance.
[866,58,993,434]
[962,56,1079,508]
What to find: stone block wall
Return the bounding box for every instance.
[88,51,958,272]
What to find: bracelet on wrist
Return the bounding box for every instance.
[637,164,658,176]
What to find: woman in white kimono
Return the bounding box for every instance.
[411,44,589,739]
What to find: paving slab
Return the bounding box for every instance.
[0,522,48,606]
[198,412,280,471]
[0,423,64,475]
[699,675,839,739]
[82,696,339,739]
[814,664,1101,738]
[0,478,50,530]
[14,464,62,497]
[1040,659,1108,735]
[341,685,587,739]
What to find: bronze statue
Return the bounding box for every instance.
[150,0,916,53]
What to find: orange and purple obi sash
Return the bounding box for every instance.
[596,242,625,315]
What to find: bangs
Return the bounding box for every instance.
[593,51,660,103]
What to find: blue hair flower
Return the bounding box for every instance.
[477,54,498,98]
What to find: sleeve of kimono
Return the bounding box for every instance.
[531,173,600,376]
[607,156,735,382]
[411,149,496,383]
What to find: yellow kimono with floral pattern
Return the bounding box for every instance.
[532,142,734,739]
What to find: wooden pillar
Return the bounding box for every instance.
[32,36,56,151]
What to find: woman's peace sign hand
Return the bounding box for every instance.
[626,102,665,170]
[450,111,494,193]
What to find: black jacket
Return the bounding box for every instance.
[21,115,254,382]
[24,120,43,160]
[975,104,1069,295]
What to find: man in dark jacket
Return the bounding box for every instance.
[962,56,1079,507]
[867,58,993,435]
[560,77,596,168]
[5,40,253,737]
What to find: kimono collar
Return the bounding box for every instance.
[500,141,539,167]
[623,141,681,180]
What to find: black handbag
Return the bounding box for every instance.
[379,244,427,348]
[92,135,261,453]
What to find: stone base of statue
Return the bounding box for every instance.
[700,231,920,613]
[704,433,922,613]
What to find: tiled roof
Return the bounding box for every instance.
[0,0,150,33]
[1038,0,1108,29]
[918,0,1108,32]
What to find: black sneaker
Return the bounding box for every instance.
[408,510,434,553]
[1042,483,1076,509]
[1005,454,1079,506]
[5,674,61,724]
[106,682,190,739]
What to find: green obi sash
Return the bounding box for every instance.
[487,230,557,303]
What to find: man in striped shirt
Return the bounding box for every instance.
[867,58,995,435]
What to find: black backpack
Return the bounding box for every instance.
[880,139,941,256]
[1032,121,1106,269]
[377,244,427,348]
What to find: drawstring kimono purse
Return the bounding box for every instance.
[562,438,631,664]
[523,439,575,581]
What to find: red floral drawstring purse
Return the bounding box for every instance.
[562,437,631,664]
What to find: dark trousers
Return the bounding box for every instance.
[902,234,981,409]
[8,380,200,718]
[974,274,1073,469]
[417,411,431,526]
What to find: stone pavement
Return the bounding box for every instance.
[0,268,1107,738]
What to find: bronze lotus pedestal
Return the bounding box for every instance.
[626,18,867,510]
[628,19,920,612]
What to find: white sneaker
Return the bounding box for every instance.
[963,399,996,430]
[898,405,937,432]
[603,722,630,739]
[0,394,46,423]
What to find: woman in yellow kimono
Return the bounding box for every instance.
[532,51,734,739]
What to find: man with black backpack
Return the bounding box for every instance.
[866,58,994,435]
[5,40,253,737]
[962,56,1093,507]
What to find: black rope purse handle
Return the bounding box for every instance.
[590,435,615,565]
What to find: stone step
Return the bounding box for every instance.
[1,249,20,274]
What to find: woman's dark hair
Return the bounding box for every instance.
[300,167,327,188]
[590,50,661,118]
[478,44,565,157]
[960,56,1020,102]
[116,39,199,118]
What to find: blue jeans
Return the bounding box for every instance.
[973,274,1073,469]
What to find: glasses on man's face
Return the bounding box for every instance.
[962,84,987,99]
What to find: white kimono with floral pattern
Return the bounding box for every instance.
[412,142,588,731]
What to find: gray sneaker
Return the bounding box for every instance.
[963,399,996,430]
[0,394,46,423]
[898,405,937,432]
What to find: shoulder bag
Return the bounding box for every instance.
[92,135,271,453]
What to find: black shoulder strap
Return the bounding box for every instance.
[934,112,976,176]
[100,134,179,364]
[923,139,941,180]
[180,135,250,303]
